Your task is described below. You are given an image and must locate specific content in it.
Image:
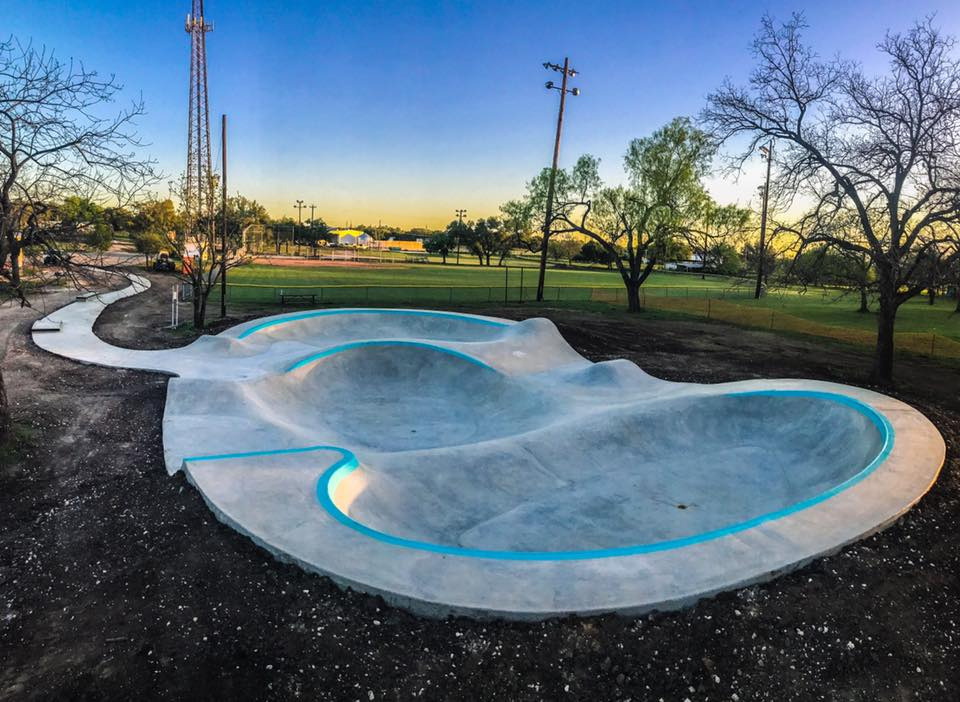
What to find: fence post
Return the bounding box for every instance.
[519,267,524,303]
[504,267,508,304]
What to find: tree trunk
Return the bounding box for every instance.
[626,280,641,312]
[870,283,897,385]
[928,287,936,305]
[858,286,869,313]
[0,366,10,448]
[192,287,207,329]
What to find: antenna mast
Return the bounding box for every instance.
[185,1,215,233]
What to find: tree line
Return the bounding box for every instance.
[494,15,960,383]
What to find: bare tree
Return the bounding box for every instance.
[704,15,960,383]
[549,118,714,311]
[0,38,157,443]
[167,177,249,329]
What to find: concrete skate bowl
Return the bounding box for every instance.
[29,275,946,619]
[320,388,889,555]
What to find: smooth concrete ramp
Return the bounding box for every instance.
[32,275,946,619]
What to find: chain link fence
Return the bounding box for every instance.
[206,282,960,361]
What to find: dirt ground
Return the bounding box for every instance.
[2,271,959,701]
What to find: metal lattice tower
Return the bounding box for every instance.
[184,0,214,228]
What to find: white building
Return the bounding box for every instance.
[329,229,372,247]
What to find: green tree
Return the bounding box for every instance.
[84,220,113,251]
[573,240,619,268]
[131,229,167,266]
[424,230,454,264]
[551,118,715,311]
[498,199,536,265]
[470,217,508,266]
[548,236,581,264]
[686,199,752,279]
[712,243,743,276]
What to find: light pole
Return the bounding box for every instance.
[308,203,317,256]
[294,199,305,254]
[755,140,773,299]
[455,208,467,265]
[537,58,580,302]
[220,114,227,318]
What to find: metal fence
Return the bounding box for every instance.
[645,296,960,360]
[209,283,757,306]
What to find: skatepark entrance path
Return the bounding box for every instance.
[31,274,945,619]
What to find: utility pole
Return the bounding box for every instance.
[455,208,467,265]
[755,140,774,300]
[537,58,580,302]
[220,113,227,318]
[309,203,316,227]
[294,199,305,251]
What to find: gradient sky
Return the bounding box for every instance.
[7,0,960,228]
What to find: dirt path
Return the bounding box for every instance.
[2,276,959,701]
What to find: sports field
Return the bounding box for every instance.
[220,260,960,344]
[229,260,735,289]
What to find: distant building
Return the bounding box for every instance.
[372,239,425,252]
[329,229,372,247]
[663,253,708,272]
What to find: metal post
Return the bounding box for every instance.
[220,113,227,318]
[756,140,774,299]
[537,57,579,302]
[455,209,466,265]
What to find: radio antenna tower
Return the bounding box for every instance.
[184,0,214,230]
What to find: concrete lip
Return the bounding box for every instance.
[32,274,946,619]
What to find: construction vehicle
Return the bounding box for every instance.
[153,251,177,272]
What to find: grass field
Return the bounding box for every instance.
[222,260,960,342]
[229,261,741,290]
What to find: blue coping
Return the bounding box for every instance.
[236,308,510,339]
[182,389,894,562]
[284,339,496,373]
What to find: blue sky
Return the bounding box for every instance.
[7,0,960,227]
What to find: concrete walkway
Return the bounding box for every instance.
[31,274,946,619]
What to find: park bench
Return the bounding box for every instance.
[280,293,317,306]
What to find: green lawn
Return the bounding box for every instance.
[229,261,744,291]
[749,289,960,341]
[222,260,960,341]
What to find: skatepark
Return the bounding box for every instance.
[28,274,945,619]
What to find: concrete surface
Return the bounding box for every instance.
[32,273,946,619]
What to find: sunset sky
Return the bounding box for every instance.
[8,0,960,228]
